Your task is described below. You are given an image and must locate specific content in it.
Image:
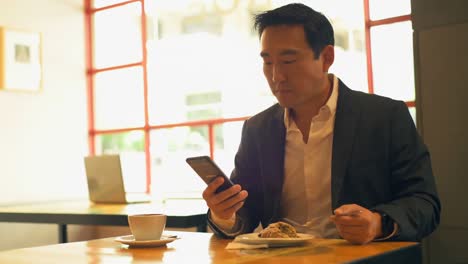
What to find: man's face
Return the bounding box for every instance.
[260,25,333,110]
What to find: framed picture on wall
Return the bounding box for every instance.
[0,27,42,92]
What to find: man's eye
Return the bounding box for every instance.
[263,61,272,65]
[283,60,296,64]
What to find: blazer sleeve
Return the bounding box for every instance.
[207,119,262,238]
[372,101,441,241]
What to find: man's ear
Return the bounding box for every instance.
[321,45,335,72]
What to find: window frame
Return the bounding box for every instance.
[363,0,414,107]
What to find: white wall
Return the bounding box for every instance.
[0,0,88,250]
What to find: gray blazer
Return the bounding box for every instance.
[208,80,440,241]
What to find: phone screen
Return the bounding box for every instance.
[186,156,234,193]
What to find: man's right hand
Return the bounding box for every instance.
[202,177,248,220]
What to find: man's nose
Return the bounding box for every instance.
[272,64,286,83]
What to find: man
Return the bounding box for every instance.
[202,3,440,244]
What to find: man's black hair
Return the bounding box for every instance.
[254,3,334,58]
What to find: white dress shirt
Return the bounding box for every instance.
[280,74,339,238]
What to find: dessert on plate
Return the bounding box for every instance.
[258,221,299,238]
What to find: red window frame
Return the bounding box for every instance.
[363,0,414,108]
[84,0,414,194]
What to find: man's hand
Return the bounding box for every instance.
[202,177,248,220]
[329,204,382,245]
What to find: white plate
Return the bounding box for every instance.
[234,233,314,247]
[115,235,177,247]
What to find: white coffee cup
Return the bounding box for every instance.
[128,214,167,241]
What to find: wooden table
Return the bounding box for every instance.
[0,231,420,263]
[0,200,207,243]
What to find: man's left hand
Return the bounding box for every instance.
[329,204,382,245]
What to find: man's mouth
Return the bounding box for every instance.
[275,89,292,94]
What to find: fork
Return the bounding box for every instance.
[332,210,363,217]
[281,210,363,233]
[281,218,315,233]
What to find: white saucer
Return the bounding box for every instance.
[115,235,178,247]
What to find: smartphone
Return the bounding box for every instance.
[186,156,234,193]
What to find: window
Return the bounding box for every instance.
[84,0,415,199]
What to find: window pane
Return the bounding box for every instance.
[371,21,415,101]
[95,131,146,192]
[150,126,210,199]
[94,2,142,68]
[93,0,131,8]
[325,0,367,93]
[213,121,244,176]
[146,30,274,125]
[146,0,365,124]
[94,67,144,129]
[369,0,411,20]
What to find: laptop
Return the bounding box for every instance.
[84,154,151,204]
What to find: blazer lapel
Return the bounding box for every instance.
[262,106,286,222]
[331,81,361,209]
